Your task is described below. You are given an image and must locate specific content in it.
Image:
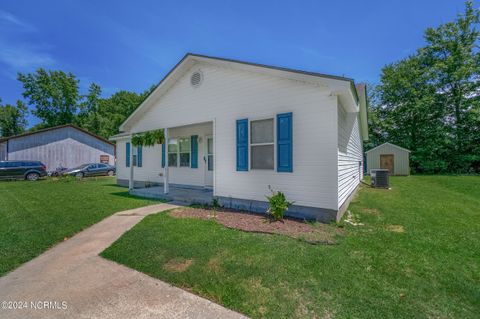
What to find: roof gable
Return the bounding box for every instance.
[365,142,411,154]
[0,124,113,145]
[119,53,361,132]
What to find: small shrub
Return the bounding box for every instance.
[266,186,294,221]
[211,198,221,218]
[212,198,220,209]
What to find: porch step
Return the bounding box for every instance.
[130,186,213,206]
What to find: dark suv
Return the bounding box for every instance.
[0,161,47,181]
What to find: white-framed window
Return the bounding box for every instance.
[132,146,137,166]
[168,137,191,167]
[179,137,191,167]
[168,138,178,167]
[250,118,274,170]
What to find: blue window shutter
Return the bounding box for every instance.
[191,135,198,168]
[137,145,142,167]
[277,112,293,172]
[161,143,165,168]
[236,119,248,171]
[126,142,131,167]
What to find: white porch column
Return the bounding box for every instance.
[128,136,134,190]
[212,118,216,196]
[163,128,169,194]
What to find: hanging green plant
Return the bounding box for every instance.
[131,129,165,147]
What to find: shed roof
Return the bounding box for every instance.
[0,124,113,145]
[365,142,411,154]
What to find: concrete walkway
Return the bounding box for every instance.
[0,203,247,319]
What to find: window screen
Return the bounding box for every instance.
[132,146,137,166]
[251,145,274,169]
[168,154,178,167]
[168,137,191,167]
[251,119,274,144]
[168,139,178,167]
[179,138,191,167]
[250,118,274,169]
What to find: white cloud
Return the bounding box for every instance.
[0,11,55,74]
[0,38,56,78]
[0,10,35,31]
[0,45,55,70]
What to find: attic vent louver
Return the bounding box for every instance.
[190,71,203,87]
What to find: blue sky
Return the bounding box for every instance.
[0,0,470,127]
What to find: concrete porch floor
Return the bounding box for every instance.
[130,186,214,205]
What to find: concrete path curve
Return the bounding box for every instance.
[0,203,248,319]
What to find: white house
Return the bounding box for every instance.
[110,54,368,222]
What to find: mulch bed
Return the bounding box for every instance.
[168,207,343,244]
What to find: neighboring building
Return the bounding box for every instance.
[0,125,115,171]
[110,53,369,222]
[365,142,410,175]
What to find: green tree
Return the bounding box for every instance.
[77,83,102,133]
[17,69,80,127]
[377,55,449,172]
[0,99,28,137]
[422,0,480,171]
[364,85,389,150]
[95,90,149,138]
[371,1,480,173]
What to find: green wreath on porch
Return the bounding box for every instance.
[131,129,165,147]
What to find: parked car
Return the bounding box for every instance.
[64,163,116,178]
[0,160,47,181]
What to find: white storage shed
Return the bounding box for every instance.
[366,142,410,176]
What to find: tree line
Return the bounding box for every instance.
[0,70,153,139]
[367,1,480,173]
[1,1,479,173]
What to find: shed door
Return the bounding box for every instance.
[380,154,394,175]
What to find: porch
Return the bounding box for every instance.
[130,185,214,205]
[115,120,215,202]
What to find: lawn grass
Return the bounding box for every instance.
[0,177,158,276]
[101,176,480,318]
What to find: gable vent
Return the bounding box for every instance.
[190,71,203,87]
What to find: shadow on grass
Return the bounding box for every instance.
[109,190,165,202]
[101,183,124,187]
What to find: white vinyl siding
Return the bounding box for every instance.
[116,139,163,183]
[124,63,339,210]
[337,104,363,208]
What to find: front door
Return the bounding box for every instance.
[380,154,394,175]
[204,136,214,187]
